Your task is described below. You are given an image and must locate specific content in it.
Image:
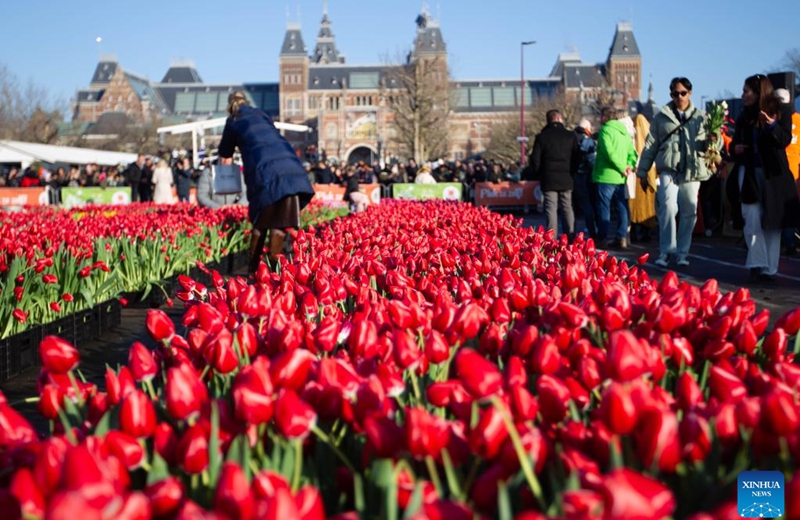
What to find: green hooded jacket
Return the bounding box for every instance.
[592,119,638,185]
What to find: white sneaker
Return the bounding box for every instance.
[654,255,669,267]
[676,256,690,267]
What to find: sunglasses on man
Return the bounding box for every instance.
[670,90,690,98]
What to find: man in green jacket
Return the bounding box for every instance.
[592,107,638,249]
[636,77,713,267]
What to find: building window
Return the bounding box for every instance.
[327,97,340,110]
[285,98,301,116]
[309,97,320,110]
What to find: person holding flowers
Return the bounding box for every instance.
[726,74,799,281]
[218,91,315,275]
[636,77,719,268]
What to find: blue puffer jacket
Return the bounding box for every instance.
[218,106,314,223]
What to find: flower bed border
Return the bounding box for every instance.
[0,249,249,382]
[0,299,121,381]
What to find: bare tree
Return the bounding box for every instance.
[485,88,583,163]
[382,54,451,162]
[781,48,800,84]
[0,63,65,143]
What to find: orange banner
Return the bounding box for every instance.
[0,187,48,207]
[313,184,381,206]
[473,181,540,206]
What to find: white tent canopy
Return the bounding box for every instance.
[157,118,311,168]
[0,140,138,170]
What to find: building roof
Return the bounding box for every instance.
[563,63,607,89]
[451,78,562,113]
[307,64,402,90]
[312,13,344,64]
[549,53,582,78]
[76,89,104,102]
[154,83,280,117]
[90,59,118,85]
[161,62,203,84]
[125,72,169,113]
[412,11,446,56]
[280,22,307,57]
[608,22,640,59]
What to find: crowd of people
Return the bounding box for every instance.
[522,75,800,280]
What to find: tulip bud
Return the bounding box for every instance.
[274,389,317,440]
[39,336,80,375]
[119,389,156,438]
[146,309,175,342]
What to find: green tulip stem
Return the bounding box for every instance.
[491,396,545,510]
[292,439,303,492]
[425,455,443,498]
[312,424,357,475]
[67,372,85,407]
[409,369,423,406]
[144,379,158,402]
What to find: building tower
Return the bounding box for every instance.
[278,21,309,124]
[606,22,641,103]
[312,0,344,65]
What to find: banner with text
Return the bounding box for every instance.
[392,183,463,201]
[61,187,132,208]
[0,187,48,207]
[474,181,541,206]
[313,184,381,206]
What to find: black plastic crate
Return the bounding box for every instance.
[96,299,122,331]
[43,316,76,344]
[74,308,99,343]
[0,338,11,381]
[2,328,42,379]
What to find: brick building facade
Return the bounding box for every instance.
[71,7,644,164]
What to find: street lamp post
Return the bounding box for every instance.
[519,40,536,166]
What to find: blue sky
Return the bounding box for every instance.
[2,0,798,117]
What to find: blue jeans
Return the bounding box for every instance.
[595,183,629,241]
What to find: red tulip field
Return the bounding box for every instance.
[1,200,800,519]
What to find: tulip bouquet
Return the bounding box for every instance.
[2,200,800,520]
[702,100,728,172]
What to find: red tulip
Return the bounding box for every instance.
[38,383,64,420]
[270,349,315,391]
[762,327,788,362]
[12,309,27,323]
[274,389,317,439]
[468,405,509,459]
[675,372,704,411]
[599,382,638,434]
[233,357,275,425]
[145,477,185,519]
[536,374,571,424]
[454,348,503,400]
[128,341,158,382]
[0,403,38,448]
[166,363,208,421]
[708,366,747,404]
[146,308,175,341]
[45,492,103,520]
[177,424,209,474]
[205,329,239,374]
[634,407,681,472]
[119,389,157,438]
[424,330,451,364]
[364,414,406,457]
[104,430,145,469]
[60,444,119,510]
[760,390,799,436]
[215,462,255,520]
[599,469,675,520]
[605,330,650,382]
[562,489,604,520]
[295,486,326,520]
[406,406,450,459]
[39,335,79,374]
[106,366,136,406]
[9,467,44,519]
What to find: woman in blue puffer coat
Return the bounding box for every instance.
[218,91,315,274]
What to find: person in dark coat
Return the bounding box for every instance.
[726,74,800,281]
[139,156,154,202]
[125,154,145,202]
[314,161,335,184]
[172,154,193,202]
[218,91,315,274]
[523,109,582,238]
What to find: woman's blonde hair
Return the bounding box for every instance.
[227,91,251,116]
